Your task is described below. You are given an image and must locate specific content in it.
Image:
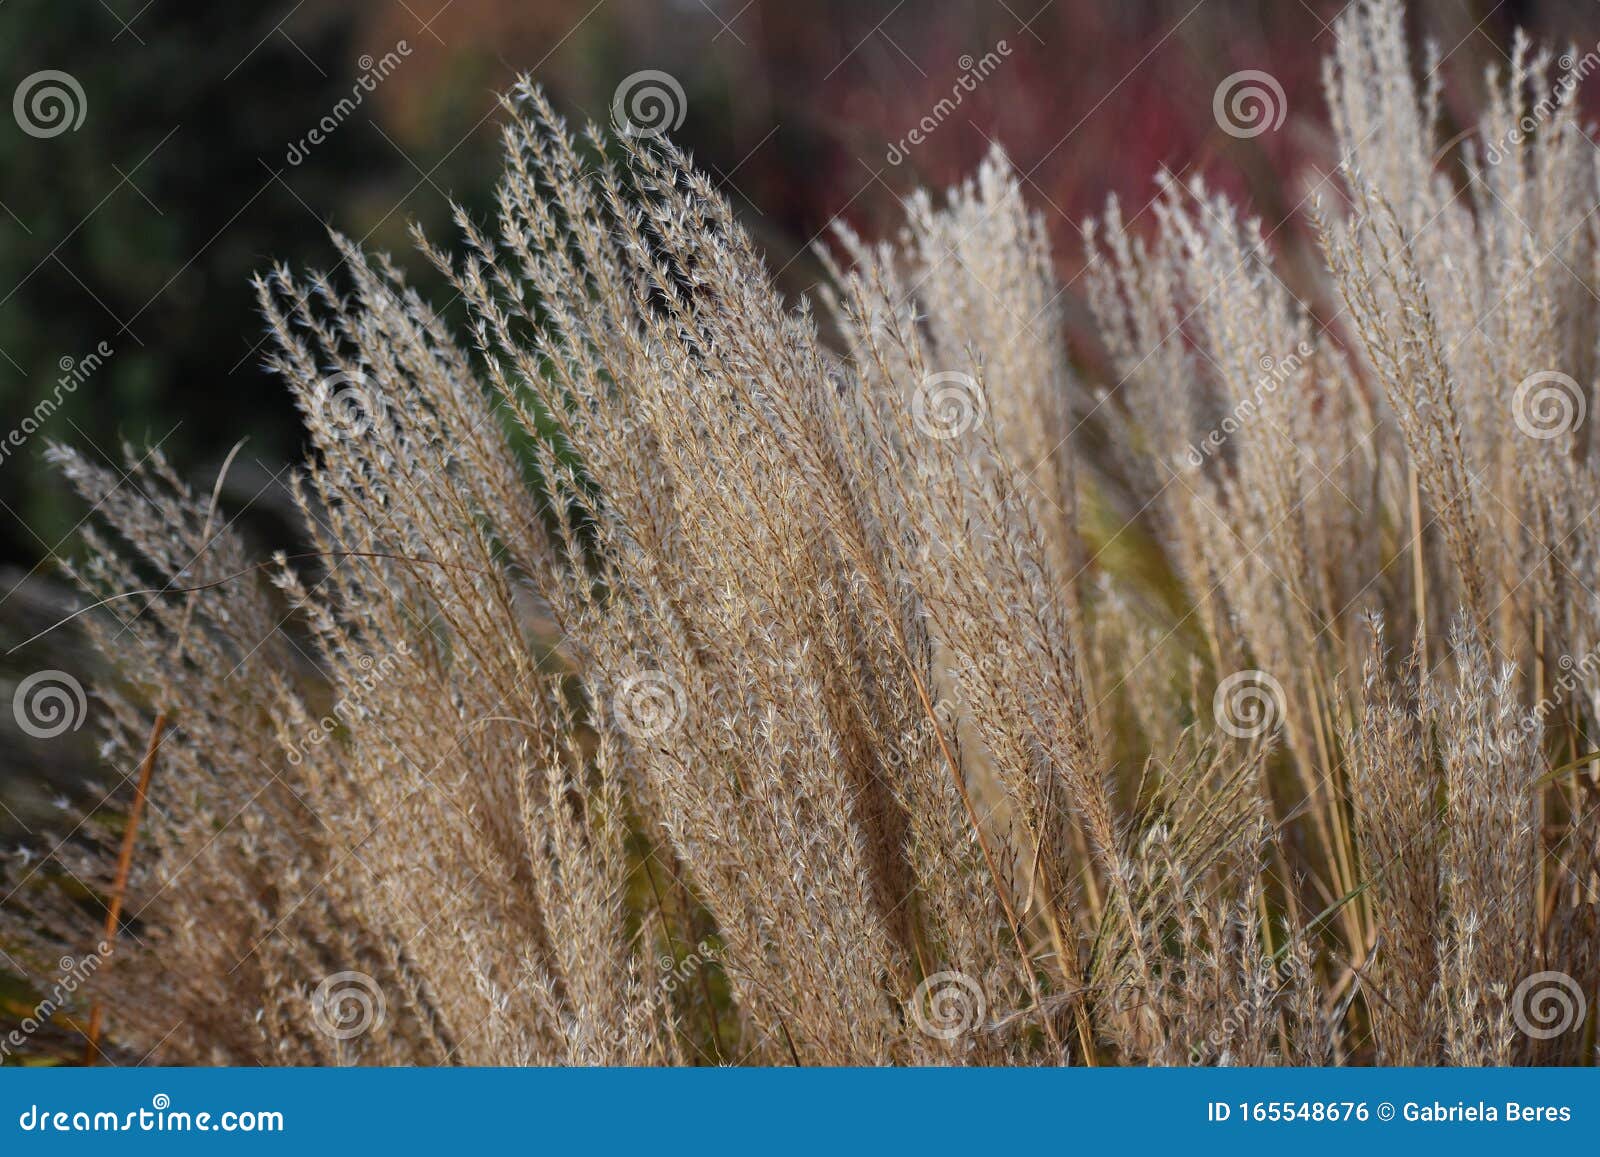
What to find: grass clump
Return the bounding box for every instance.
[4,0,1599,1065]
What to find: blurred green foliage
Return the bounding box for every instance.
[0,1,496,568]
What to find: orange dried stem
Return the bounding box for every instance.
[84,710,168,1066]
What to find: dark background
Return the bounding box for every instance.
[0,0,1595,827]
